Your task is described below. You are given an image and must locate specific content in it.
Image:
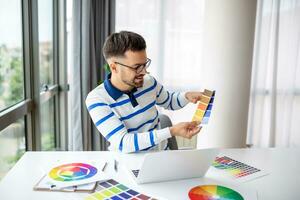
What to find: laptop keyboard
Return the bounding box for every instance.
[132,170,140,177]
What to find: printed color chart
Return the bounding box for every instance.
[192,89,215,124]
[49,163,97,181]
[188,185,244,200]
[212,156,261,179]
[85,179,158,200]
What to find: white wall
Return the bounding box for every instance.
[197,0,257,148]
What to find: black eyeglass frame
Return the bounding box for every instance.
[114,58,151,74]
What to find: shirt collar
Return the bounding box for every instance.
[104,73,137,101]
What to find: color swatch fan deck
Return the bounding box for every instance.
[192,89,215,125]
[188,185,244,200]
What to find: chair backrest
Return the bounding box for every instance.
[159,114,178,150]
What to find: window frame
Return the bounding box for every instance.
[0,0,68,152]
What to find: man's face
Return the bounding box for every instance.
[114,50,148,89]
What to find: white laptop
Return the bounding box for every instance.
[119,148,219,184]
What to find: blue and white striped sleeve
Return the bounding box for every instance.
[154,78,189,110]
[85,94,171,153]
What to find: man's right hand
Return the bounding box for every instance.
[169,121,202,139]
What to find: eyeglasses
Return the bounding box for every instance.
[114,58,151,74]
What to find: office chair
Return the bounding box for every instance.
[159,114,178,150]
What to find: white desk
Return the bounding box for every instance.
[0,148,299,200]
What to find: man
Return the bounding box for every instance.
[86,31,203,153]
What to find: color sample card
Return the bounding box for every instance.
[209,156,269,183]
[188,185,244,200]
[192,89,215,125]
[85,179,158,200]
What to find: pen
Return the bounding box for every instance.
[102,162,108,172]
[114,159,118,172]
[50,184,56,190]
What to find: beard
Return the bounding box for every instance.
[123,75,144,88]
[133,76,144,87]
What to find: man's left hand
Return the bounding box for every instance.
[185,91,203,104]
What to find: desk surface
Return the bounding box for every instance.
[0,148,299,200]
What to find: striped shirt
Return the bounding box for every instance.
[85,73,189,153]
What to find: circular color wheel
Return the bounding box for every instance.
[188,185,244,200]
[49,163,97,182]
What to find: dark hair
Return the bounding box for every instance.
[102,31,146,60]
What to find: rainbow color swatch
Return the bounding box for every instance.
[85,179,158,200]
[49,163,98,182]
[192,89,215,124]
[188,185,244,200]
[212,156,261,179]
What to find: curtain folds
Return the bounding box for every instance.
[68,0,115,151]
[247,0,300,147]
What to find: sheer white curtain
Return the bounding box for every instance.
[115,0,206,147]
[247,0,300,147]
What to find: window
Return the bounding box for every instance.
[0,0,24,111]
[0,119,25,179]
[38,0,56,150]
[40,98,56,150]
[38,0,54,86]
[247,0,300,147]
[0,0,68,179]
[0,0,25,179]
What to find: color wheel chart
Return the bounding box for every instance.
[188,185,244,200]
[85,179,158,200]
[49,163,97,181]
[192,89,215,124]
[211,156,268,182]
